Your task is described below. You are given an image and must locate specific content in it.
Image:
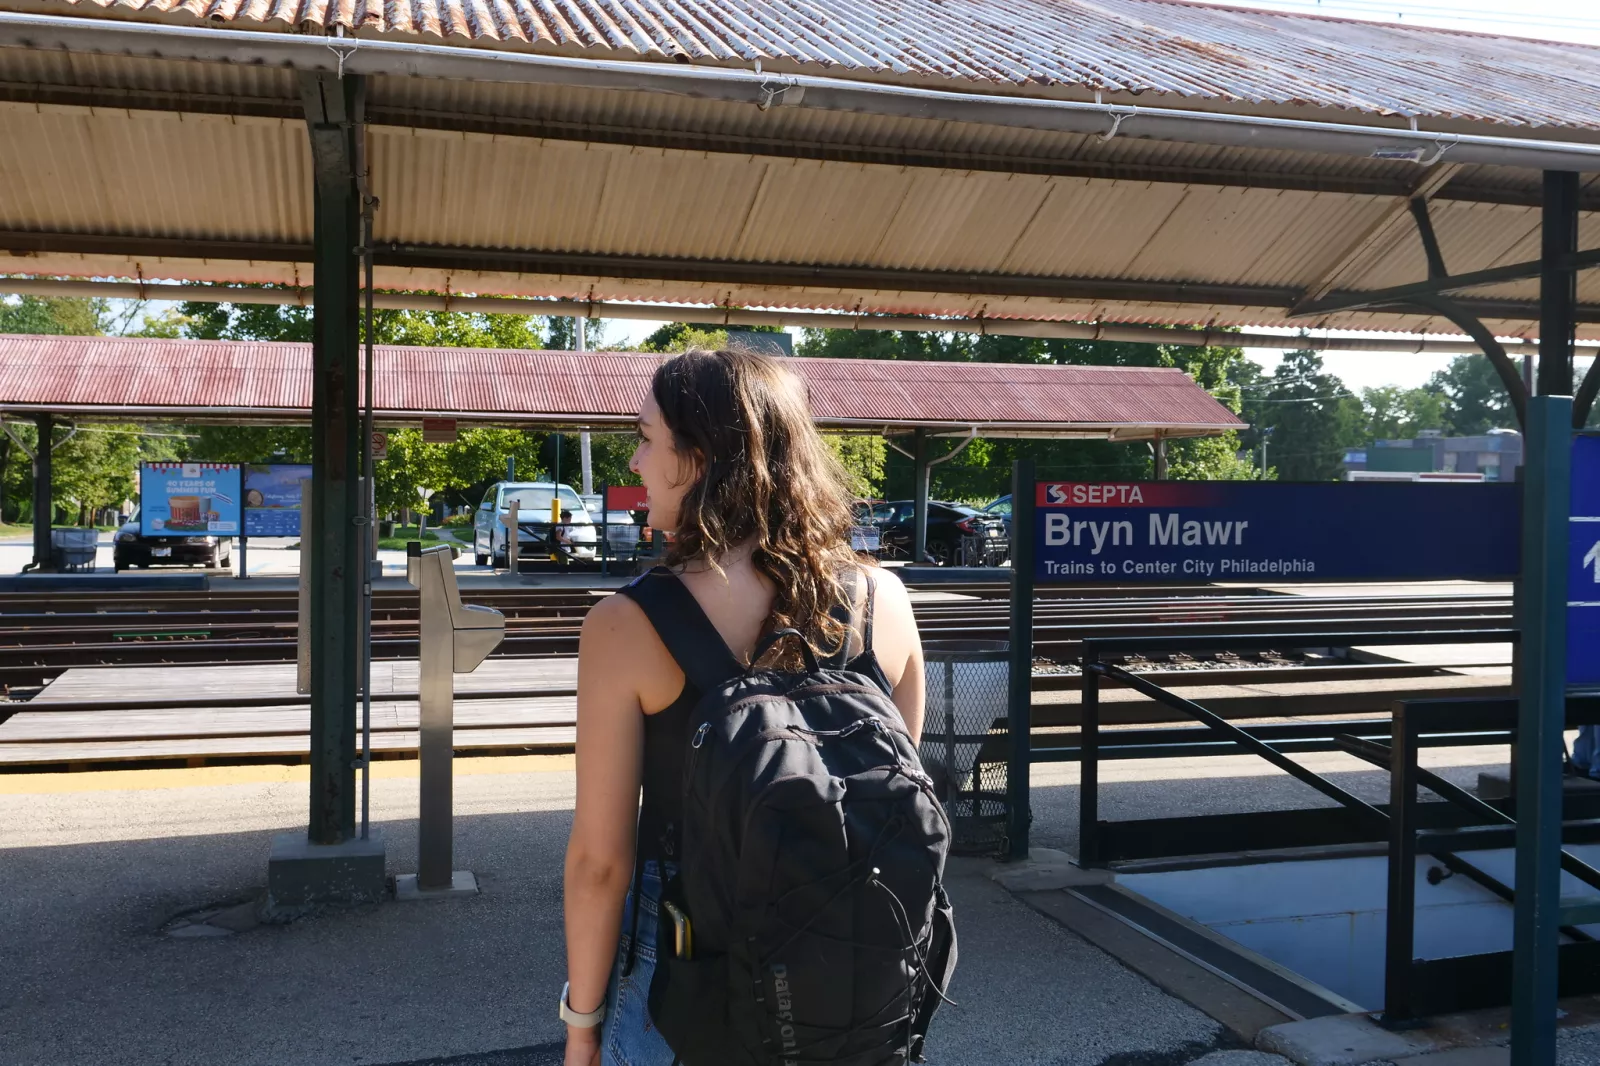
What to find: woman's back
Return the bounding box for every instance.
[561,348,934,1066]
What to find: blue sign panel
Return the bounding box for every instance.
[1570,435,1600,689]
[139,462,242,536]
[1032,481,1520,584]
[243,464,312,537]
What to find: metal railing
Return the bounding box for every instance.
[1070,629,1516,866]
[1382,695,1600,1020]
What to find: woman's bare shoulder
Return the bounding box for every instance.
[579,590,651,645]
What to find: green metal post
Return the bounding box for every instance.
[913,428,930,564]
[1512,168,1579,1066]
[1512,396,1570,1065]
[301,72,365,845]
[31,412,51,571]
[1006,459,1035,859]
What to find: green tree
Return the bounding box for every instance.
[0,294,107,336]
[1361,385,1446,441]
[824,435,888,499]
[51,424,154,523]
[1428,355,1515,436]
[1249,349,1364,481]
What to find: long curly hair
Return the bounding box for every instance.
[652,347,861,660]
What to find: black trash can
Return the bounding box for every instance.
[918,639,1010,856]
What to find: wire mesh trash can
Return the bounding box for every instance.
[919,640,1010,856]
[50,527,98,571]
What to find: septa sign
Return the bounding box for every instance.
[1033,481,1519,584]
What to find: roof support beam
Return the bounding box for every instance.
[298,69,364,852]
[1292,248,1600,319]
[5,230,1597,326]
[9,275,1600,355]
[5,81,1596,210]
[1299,164,1460,304]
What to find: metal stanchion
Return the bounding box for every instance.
[395,543,506,899]
[498,499,520,574]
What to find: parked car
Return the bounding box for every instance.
[849,501,883,554]
[473,482,599,566]
[983,494,1012,538]
[113,511,233,571]
[871,499,1008,566]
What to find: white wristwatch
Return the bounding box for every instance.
[559,982,607,1028]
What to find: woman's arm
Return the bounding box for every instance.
[868,568,925,743]
[564,596,648,1022]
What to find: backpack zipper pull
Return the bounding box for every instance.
[692,722,711,749]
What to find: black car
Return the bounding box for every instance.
[867,500,1009,566]
[113,514,233,571]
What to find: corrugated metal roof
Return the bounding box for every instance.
[27,0,1600,131]
[0,335,1243,437]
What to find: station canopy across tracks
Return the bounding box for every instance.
[0,0,1595,342]
[0,335,1243,441]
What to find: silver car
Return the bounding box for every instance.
[473,482,597,566]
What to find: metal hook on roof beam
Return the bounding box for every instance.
[1100,109,1134,143]
[755,78,804,112]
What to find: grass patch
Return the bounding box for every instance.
[0,522,32,538]
[377,528,443,551]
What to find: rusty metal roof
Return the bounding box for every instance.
[26,0,1600,132]
[0,335,1243,438]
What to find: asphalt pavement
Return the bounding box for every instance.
[0,758,1226,1066]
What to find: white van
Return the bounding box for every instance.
[472,481,597,566]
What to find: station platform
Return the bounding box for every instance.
[8,747,1600,1065]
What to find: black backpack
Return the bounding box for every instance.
[621,567,957,1066]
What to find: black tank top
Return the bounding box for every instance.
[625,566,890,862]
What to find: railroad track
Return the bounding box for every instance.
[0,583,1513,693]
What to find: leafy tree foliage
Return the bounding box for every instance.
[0,295,107,336]
[1239,349,1364,481]
[1426,355,1515,436]
[1360,385,1446,441]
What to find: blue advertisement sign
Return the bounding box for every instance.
[1569,436,1600,689]
[1032,481,1520,584]
[243,464,312,537]
[139,462,242,536]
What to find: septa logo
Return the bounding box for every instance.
[1037,483,1147,506]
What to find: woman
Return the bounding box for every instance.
[561,348,927,1066]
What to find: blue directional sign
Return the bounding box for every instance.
[1570,435,1600,689]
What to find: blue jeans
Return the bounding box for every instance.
[601,861,679,1066]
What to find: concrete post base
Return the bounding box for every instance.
[267,830,387,905]
[394,871,479,901]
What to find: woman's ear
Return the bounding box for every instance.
[671,447,705,489]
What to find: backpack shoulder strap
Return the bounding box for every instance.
[825,565,878,668]
[617,566,746,692]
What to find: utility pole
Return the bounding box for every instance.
[578,317,593,496]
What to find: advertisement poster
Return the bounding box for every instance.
[139,462,242,536]
[1033,481,1520,584]
[244,464,313,537]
